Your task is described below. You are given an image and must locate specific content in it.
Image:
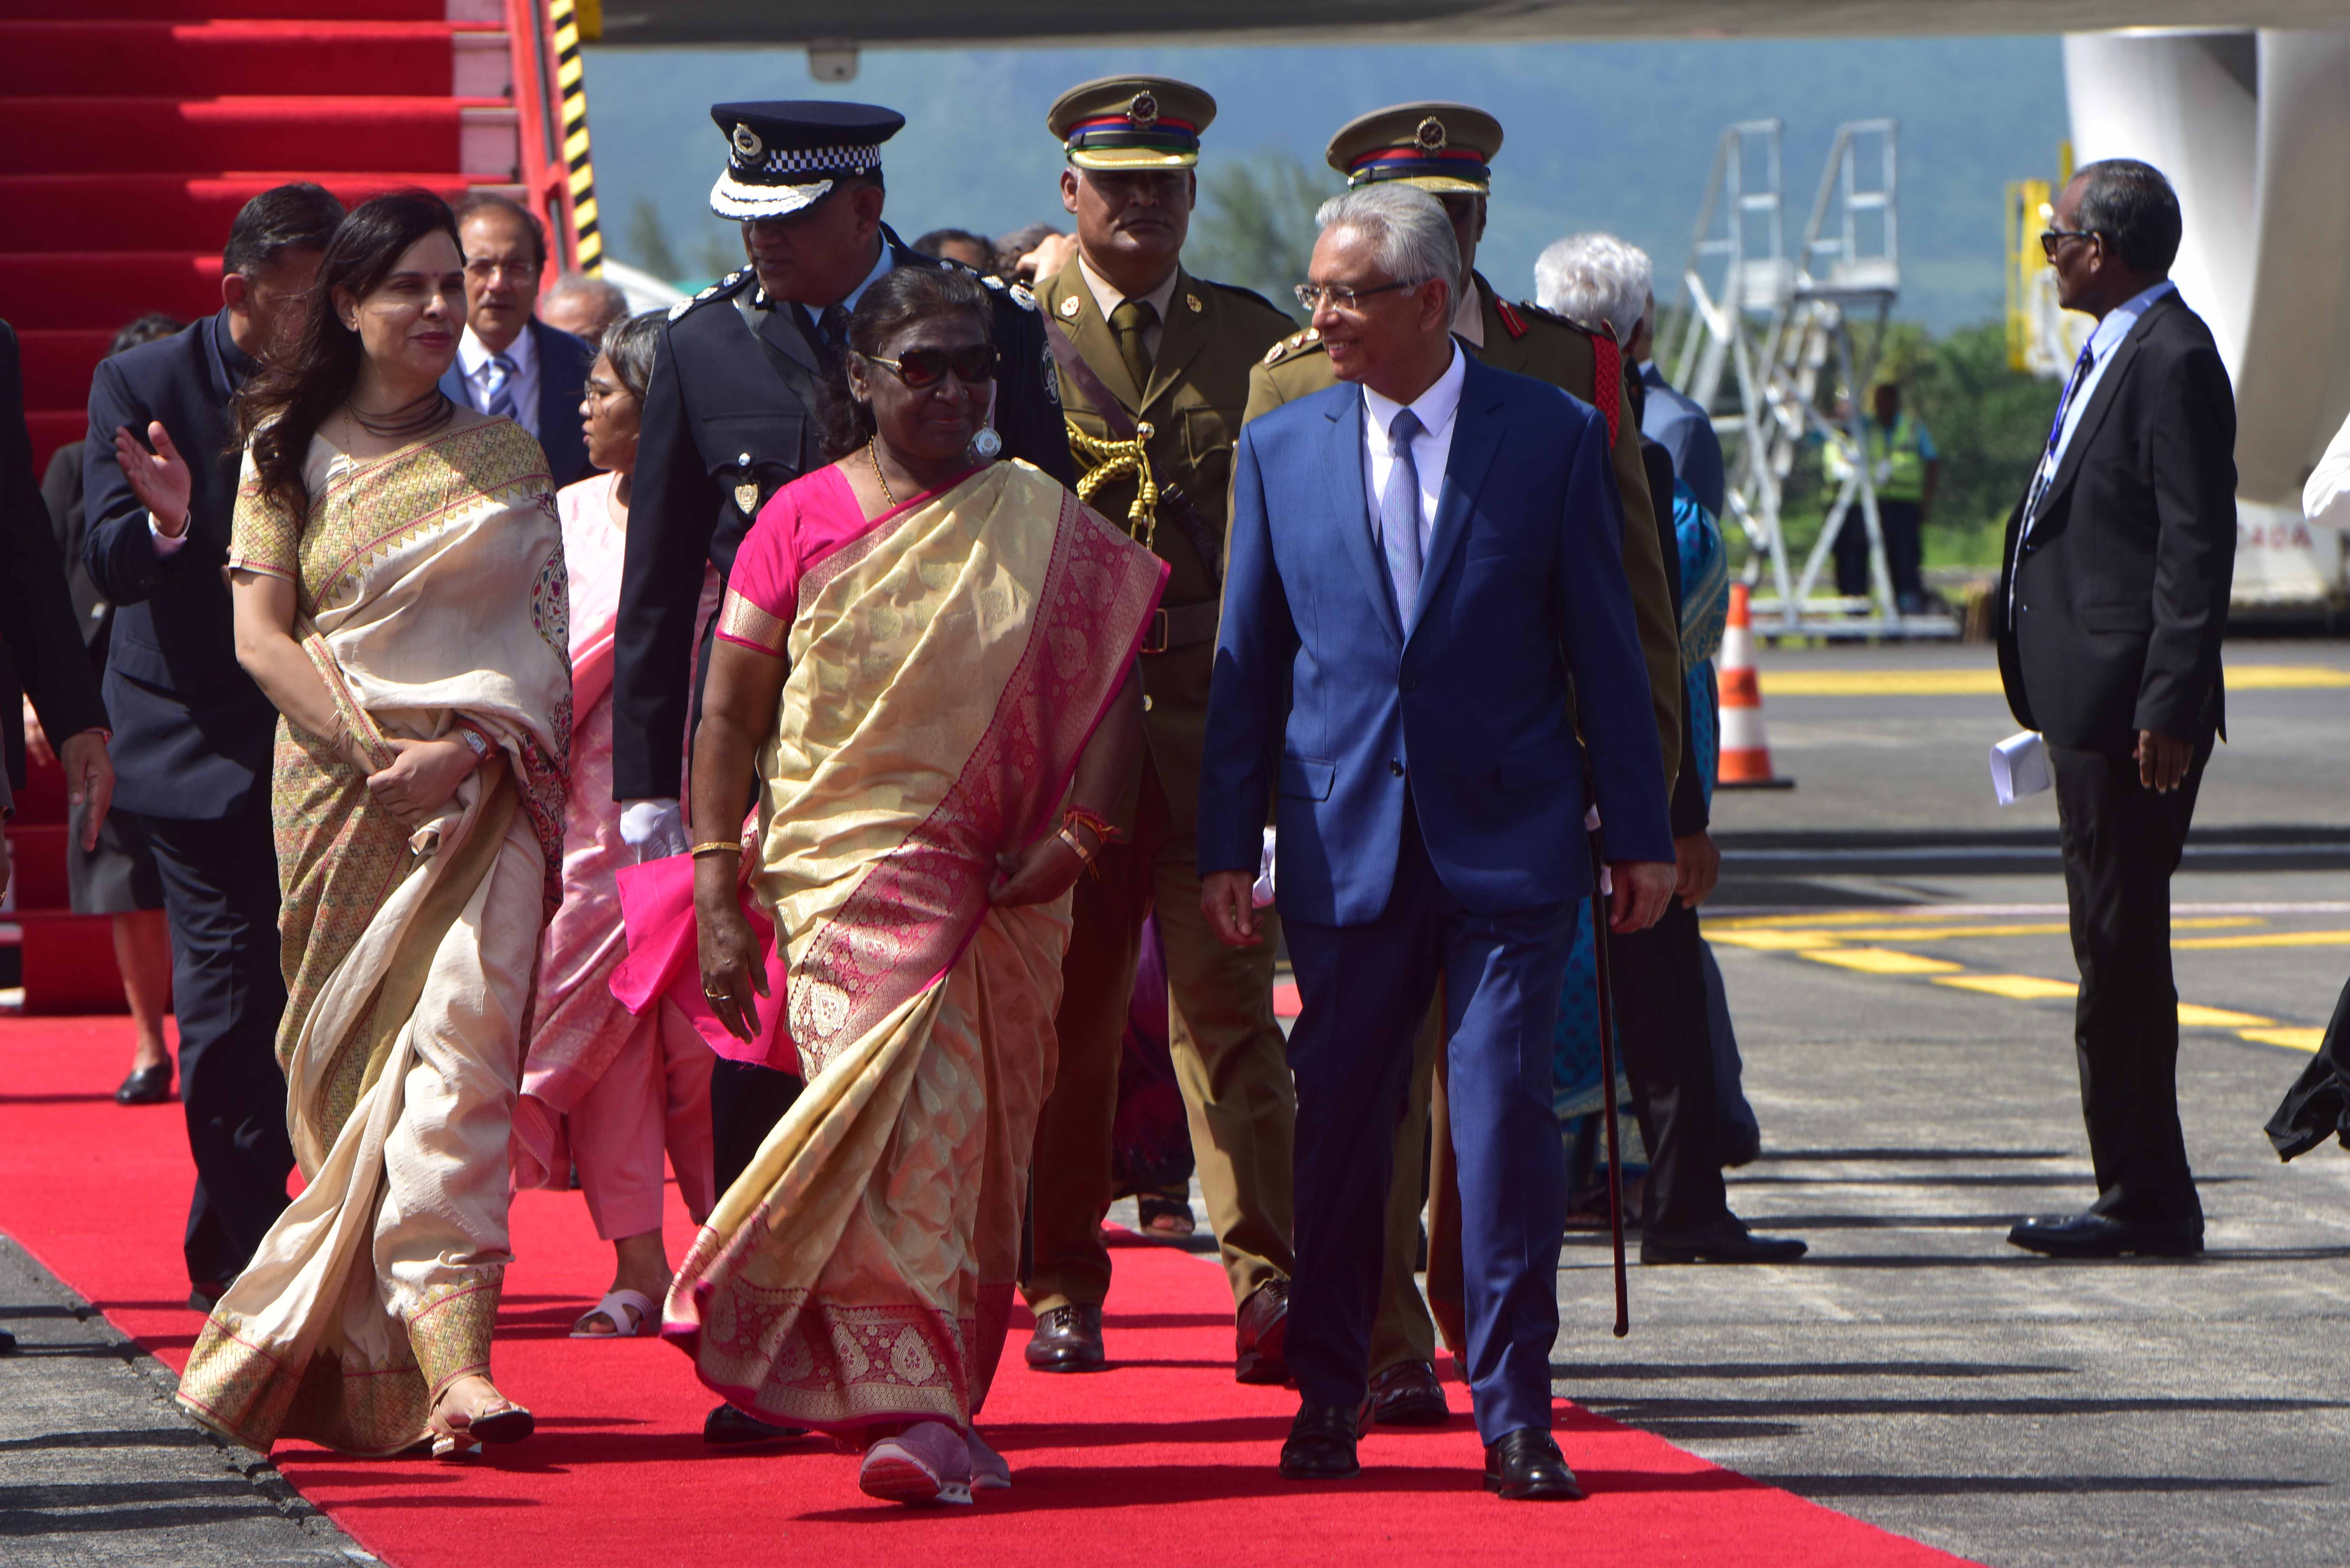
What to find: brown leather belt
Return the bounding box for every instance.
[1140,598,1220,656]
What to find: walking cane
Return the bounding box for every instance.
[1584,806,1631,1338]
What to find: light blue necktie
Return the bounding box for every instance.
[483,351,518,419]
[1380,406,1425,625]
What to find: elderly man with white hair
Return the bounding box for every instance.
[1537,231,1726,521]
[1202,182,1676,1500]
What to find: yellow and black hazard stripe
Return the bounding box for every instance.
[549,0,601,273]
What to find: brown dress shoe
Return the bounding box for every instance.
[1234,1279,1290,1384]
[1024,1302,1106,1372]
[1367,1359,1450,1426]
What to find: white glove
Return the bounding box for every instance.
[618,798,689,861]
[1252,827,1277,910]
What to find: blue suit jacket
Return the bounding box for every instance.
[1640,363,1725,522]
[1200,354,1673,925]
[439,318,596,488]
[82,311,278,820]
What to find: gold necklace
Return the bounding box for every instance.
[868,440,898,507]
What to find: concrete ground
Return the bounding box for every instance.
[4,637,2345,1565]
[0,1235,370,1565]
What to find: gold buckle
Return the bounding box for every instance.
[1139,608,1170,655]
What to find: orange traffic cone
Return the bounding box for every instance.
[1716,583,1793,790]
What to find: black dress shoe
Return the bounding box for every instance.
[1278,1403,1360,1480]
[1024,1303,1106,1372]
[115,1064,175,1105]
[1484,1428,1584,1500]
[702,1403,808,1444]
[2007,1212,2203,1259]
[1367,1359,1450,1426]
[1642,1218,1807,1265]
[1235,1278,1290,1384]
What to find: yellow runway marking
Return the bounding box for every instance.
[1802,947,1964,975]
[1935,973,2078,1000]
[1708,929,1846,951]
[2240,1028,2325,1053]
[2175,1003,2273,1028]
[2175,930,2350,950]
[1759,664,2350,697]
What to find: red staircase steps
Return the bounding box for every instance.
[2,0,542,1010]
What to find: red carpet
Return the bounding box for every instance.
[0,1014,1975,1565]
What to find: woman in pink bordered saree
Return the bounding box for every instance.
[670,266,1163,1506]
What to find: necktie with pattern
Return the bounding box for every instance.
[2025,336,2098,522]
[483,351,518,419]
[1109,298,1157,395]
[1380,406,1426,625]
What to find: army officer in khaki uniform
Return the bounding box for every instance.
[1021,76,1300,1381]
[1243,102,1685,1428]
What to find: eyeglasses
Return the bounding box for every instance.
[2038,227,2100,258]
[1293,276,1431,313]
[859,344,999,388]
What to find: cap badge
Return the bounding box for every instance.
[1059,295,1081,318]
[731,123,763,162]
[1127,91,1159,131]
[1415,116,1448,152]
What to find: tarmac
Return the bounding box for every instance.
[4,637,2347,1565]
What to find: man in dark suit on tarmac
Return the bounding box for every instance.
[83,183,344,1305]
[439,192,597,488]
[1998,158,2236,1260]
[1200,184,1675,1500]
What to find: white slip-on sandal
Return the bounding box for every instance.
[569,1288,658,1339]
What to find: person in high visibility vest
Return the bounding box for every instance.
[1829,379,1939,611]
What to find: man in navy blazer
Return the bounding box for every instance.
[1199,185,1674,1500]
[83,183,343,1303]
[439,193,596,488]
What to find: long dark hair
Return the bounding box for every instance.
[817,263,995,461]
[232,189,462,516]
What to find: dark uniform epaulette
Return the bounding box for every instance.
[668,266,755,321]
[1511,299,1597,340]
[1262,325,1324,366]
[1208,280,1288,318]
[974,269,1041,313]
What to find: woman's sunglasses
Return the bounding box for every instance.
[859,344,999,389]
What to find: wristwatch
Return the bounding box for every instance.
[456,727,492,763]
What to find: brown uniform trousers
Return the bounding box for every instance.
[1242,275,1681,1370]
[1022,257,1298,1315]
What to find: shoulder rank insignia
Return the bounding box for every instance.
[980,271,1004,289]
[1263,326,1321,366]
[1008,283,1038,313]
[1495,298,1530,340]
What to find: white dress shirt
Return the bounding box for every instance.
[2304,408,2350,531]
[459,321,540,438]
[1078,255,1180,360]
[1360,342,1468,573]
[2032,279,2177,509]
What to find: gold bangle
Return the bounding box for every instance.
[689,841,740,859]
[1055,825,1097,865]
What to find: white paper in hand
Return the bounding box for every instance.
[1990,731,2051,805]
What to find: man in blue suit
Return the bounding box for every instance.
[439,193,596,487]
[1200,185,1674,1500]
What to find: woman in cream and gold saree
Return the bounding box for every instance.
[668,266,1162,1505]
[172,193,571,1462]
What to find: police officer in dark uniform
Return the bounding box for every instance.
[612,99,1073,1446]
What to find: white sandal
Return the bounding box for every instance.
[569,1288,657,1339]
